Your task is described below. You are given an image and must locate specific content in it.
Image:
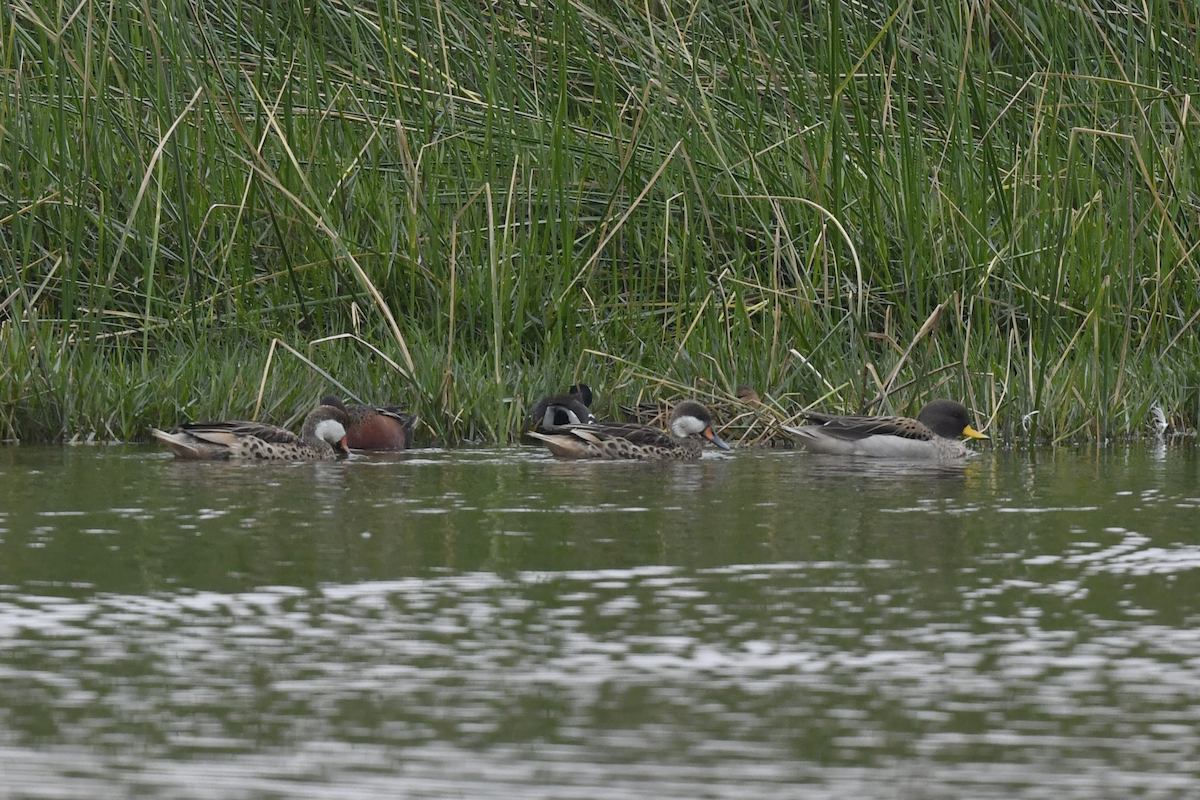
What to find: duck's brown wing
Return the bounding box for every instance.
[345,405,418,449]
[372,406,418,435]
[799,412,935,442]
[171,420,300,445]
[564,421,673,448]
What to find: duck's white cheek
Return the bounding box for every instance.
[671,418,706,437]
[315,419,347,443]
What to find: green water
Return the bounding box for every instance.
[1,443,1199,798]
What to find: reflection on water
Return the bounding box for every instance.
[1,444,1199,798]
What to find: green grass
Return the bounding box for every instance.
[2,0,1199,444]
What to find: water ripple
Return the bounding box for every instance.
[2,445,1200,798]
[1,558,1199,796]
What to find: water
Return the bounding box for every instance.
[1,443,1199,798]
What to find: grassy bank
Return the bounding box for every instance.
[2,0,1199,444]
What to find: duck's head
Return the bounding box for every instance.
[669,400,731,451]
[735,385,761,407]
[308,403,352,455]
[320,395,349,412]
[918,400,988,441]
[568,382,594,407]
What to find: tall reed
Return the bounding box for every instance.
[2,0,1197,443]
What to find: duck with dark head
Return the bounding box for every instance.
[782,399,987,460]
[321,395,418,450]
[527,383,596,433]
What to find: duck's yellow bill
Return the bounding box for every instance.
[962,425,988,440]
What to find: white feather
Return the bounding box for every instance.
[314,419,347,445]
[670,414,707,438]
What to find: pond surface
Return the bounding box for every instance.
[1,442,1199,799]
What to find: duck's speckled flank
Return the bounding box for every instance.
[153,403,351,461]
[529,399,728,461]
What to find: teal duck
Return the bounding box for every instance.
[528,383,596,432]
[528,400,730,460]
[736,385,762,407]
[152,403,351,461]
[321,395,417,450]
[782,399,987,460]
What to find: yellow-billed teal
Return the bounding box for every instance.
[782,399,987,460]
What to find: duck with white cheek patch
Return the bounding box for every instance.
[528,399,730,460]
[152,402,352,461]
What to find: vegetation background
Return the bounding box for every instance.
[2,0,1198,444]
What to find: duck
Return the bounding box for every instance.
[528,400,730,460]
[321,395,417,450]
[736,385,762,407]
[152,403,351,461]
[782,399,987,459]
[527,383,596,432]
